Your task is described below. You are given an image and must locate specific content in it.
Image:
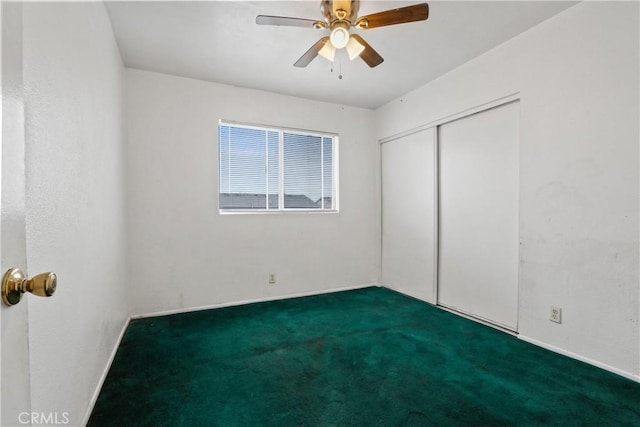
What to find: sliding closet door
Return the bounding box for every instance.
[381,129,436,303]
[438,101,519,330]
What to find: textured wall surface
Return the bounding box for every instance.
[376,2,639,378]
[125,69,380,316]
[23,3,128,424]
[12,2,640,425]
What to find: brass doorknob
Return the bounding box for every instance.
[1,268,57,306]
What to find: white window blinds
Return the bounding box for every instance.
[219,122,337,212]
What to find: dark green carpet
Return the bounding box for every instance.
[89,287,640,426]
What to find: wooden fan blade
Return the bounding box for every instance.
[354,3,429,29]
[350,34,384,68]
[256,15,326,29]
[294,37,330,68]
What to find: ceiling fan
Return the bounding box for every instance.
[256,0,429,68]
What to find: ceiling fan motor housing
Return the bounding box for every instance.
[321,0,360,25]
[258,1,429,69]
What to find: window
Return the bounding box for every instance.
[218,121,338,212]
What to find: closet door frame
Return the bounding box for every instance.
[380,127,438,303]
[437,99,520,333]
[379,92,521,333]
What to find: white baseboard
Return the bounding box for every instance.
[81,285,638,426]
[82,284,379,425]
[518,334,640,383]
[81,316,131,426]
[131,283,379,319]
[384,286,639,383]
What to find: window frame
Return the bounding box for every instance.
[218,120,339,214]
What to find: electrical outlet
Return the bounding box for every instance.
[268,273,276,284]
[550,306,562,323]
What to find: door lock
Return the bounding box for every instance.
[1,268,57,306]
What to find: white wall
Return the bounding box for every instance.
[23,3,128,424]
[125,69,380,316]
[14,3,638,424]
[376,2,639,379]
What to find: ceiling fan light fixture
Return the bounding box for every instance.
[318,40,336,62]
[258,1,431,69]
[329,26,350,49]
[346,36,365,60]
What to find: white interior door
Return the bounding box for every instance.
[1,3,32,425]
[381,128,436,303]
[438,101,519,330]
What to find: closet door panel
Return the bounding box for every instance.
[438,101,519,330]
[381,129,436,302]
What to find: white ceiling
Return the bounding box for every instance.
[104,1,576,109]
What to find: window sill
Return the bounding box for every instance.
[219,209,339,215]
